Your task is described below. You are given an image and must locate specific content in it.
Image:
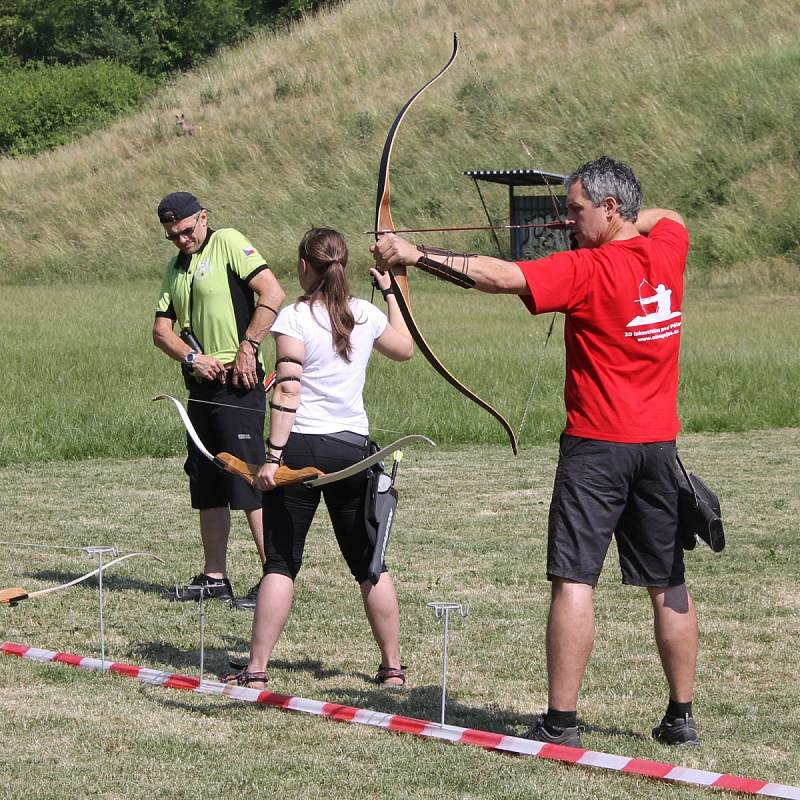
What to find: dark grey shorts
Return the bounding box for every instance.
[184,374,266,511]
[547,434,684,587]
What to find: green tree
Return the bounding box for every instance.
[0,0,331,76]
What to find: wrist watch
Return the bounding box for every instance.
[183,351,198,367]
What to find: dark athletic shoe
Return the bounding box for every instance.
[163,574,234,602]
[232,579,261,611]
[652,713,700,745]
[527,717,583,748]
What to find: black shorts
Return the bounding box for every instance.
[184,373,266,511]
[263,431,382,584]
[547,434,684,587]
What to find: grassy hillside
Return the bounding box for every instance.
[0,0,798,288]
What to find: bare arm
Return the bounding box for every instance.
[370,267,414,361]
[635,208,686,235]
[255,333,302,490]
[371,233,529,295]
[232,268,286,390]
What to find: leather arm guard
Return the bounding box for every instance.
[415,245,476,289]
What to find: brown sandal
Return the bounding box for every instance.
[375,664,407,686]
[221,669,268,687]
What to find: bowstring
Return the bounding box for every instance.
[186,397,265,414]
[185,399,415,442]
[461,43,566,447]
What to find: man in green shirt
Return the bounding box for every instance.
[153,192,285,609]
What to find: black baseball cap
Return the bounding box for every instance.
[157,191,203,223]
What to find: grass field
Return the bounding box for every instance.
[0,281,797,465]
[1,1,798,796]
[1,429,798,799]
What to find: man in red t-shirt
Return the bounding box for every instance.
[372,156,699,748]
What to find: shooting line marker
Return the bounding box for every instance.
[1,642,797,799]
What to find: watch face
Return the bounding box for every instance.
[185,352,196,365]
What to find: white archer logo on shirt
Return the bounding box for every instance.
[627,279,682,328]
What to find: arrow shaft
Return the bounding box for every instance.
[368,221,568,235]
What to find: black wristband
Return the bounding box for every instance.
[257,303,279,316]
[270,402,297,414]
[264,454,281,465]
[266,439,286,451]
[380,287,395,299]
[242,336,260,351]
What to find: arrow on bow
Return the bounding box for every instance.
[366,221,569,235]
[154,395,435,489]
[374,33,519,455]
[0,551,164,606]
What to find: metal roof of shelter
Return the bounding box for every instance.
[463,169,566,187]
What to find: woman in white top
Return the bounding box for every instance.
[226,227,413,689]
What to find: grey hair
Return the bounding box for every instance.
[565,156,642,222]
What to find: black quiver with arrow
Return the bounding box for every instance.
[363,441,399,585]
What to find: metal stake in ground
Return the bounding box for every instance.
[427,601,468,727]
[172,581,210,683]
[198,586,208,683]
[81,546,117,669]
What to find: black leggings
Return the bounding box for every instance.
[263,432,380,584]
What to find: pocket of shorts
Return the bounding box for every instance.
[554,434,587,487]
[558,433,584,459]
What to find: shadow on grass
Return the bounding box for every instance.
[126,643,648,743]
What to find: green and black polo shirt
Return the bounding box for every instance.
[155,228,270,364]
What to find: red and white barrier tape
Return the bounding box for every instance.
[2,641,798,798]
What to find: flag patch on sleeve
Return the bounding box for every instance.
[243,246,256,256]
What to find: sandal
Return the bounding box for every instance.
[375,664,407,687]
[221,669,268,687]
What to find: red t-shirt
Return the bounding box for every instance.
[517,218,689,443]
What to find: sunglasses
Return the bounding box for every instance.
[165,212,202,241]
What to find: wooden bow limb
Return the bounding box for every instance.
[154,394,322,487]
[217,437,434,489]
[215,452,323,487]
[0,551,165,607]
[155,395,434,490]
[373,34,518,454]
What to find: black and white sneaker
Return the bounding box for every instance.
[527,717,583,748]
[163,574,234,602]
[652,713,700,745]
[232,579,262,611]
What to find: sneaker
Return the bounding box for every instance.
[652,713,700,745]
[528,717,583,748]
[162,574,234,602]
[232,579,262,611]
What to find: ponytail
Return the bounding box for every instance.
[298,228,355,361]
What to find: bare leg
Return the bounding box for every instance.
[649,584,697,702]
[546,578,595,711]
[245,506,266,566]
[199,507,230,578]
[360,573,402,685]
[245,573,295,684]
